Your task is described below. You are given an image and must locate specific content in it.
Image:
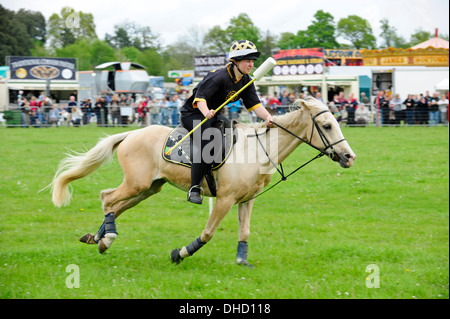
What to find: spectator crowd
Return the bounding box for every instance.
[10,88,449,128]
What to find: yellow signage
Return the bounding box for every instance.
[362,47,449,67]
[413,55,448,65]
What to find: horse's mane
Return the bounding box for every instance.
[237,97,327,130]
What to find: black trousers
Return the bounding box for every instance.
[180,112,225,188]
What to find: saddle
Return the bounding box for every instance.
[162,118,238,196]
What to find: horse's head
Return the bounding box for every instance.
[296,97,356,168]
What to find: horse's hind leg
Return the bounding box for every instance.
[80,179,166,253]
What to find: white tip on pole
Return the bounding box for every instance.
[253,57,277,80]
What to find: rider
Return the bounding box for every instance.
[180,40,274,204]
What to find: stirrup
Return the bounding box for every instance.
[187,185,204,204]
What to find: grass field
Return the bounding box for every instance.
[0,124,448,299]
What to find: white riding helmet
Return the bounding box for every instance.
[228,40,261,61]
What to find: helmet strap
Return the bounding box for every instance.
[231,61,245,78]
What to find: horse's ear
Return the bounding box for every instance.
[300,97,321,110]
[292,99,306,110]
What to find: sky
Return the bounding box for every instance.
[2,0,449,48]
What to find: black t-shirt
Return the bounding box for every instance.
[180,65,261,115]
[428,96,439,112]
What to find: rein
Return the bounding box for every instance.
[242,110,346,203]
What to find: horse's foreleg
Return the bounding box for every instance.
[236,200,255,267]
[171,196,235,264]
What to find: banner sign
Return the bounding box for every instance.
[8,56,77,80]
[323,49,362,59]
[194,55,227,77]
[272,48,324,75]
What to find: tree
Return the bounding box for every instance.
[276,10,339,49]
[137,48,163,76]
[106,22,161,51]
[226,13,261,47]
[203,25,231,54]
[109,26,132,48]
[120,46,141,62]
[277,32,297,49]
[15,9,46,44]
[55,39,116,70]
[337,15,376,49]
[379,18,409,48]
[306,10,339,48]
[204,13,261,54]
[409,29,433,47]
[0,5,34,62]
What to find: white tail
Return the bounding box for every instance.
[50,131,130,207]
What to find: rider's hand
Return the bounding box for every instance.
[204,109,215,119]
[266,115,274,127]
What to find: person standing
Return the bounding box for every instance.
[403,94,415,125]
[391,93,403,125]
[67,95,77,126]
[374,91,387,126]
[227,99,241,120]
[82,98,92,124]
[100,97,108,126]
[136,100,148,126]
[279,91,290,114]
[149,98,161,125]
[110,94,121,126]
[169,95,181,126]
[438,94,448,125]
[416,97,428,125]
[428,92,440,126]
[345,93,358,125]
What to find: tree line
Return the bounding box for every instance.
[1,5,447,80]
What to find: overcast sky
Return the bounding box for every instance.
[3,0,449,48]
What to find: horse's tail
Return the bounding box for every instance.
[50,131,131,207]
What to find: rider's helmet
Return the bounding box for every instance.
[228,40,261,61]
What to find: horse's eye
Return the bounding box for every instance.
[323,124,332,130]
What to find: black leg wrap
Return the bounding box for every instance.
[186,237,206,256]
[104,212,117,235]
[94,222,106,243]
[236,241,248,263]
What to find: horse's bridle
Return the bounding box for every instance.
[308,109,347,160]
[243,109,348,203]
[270,109,347,160]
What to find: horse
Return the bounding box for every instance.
[50,97,356,267]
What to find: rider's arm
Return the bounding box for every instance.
[253,105,274,127]
[196,101,215,119]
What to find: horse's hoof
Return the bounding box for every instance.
[171,248,183,264]
[98,233,117,254]
[79,233,96,244]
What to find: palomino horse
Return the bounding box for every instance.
[50,97,356,266]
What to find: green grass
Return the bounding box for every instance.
[0,125,448,299]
